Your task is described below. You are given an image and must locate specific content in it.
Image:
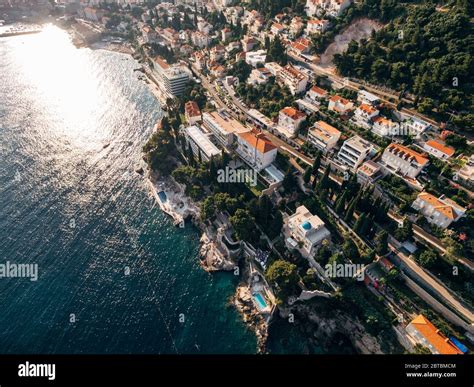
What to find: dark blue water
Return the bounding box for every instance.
[0,26,257,354]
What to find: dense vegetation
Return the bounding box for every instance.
[334,3,474,131]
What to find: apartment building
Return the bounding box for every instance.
[305,0,352,17]
[337,135,375,170]
[352,103,379,129]
[184,126,221,162]
[202,111,250,147]
[307,120,341,153]
[381,143,429,178]
[235,129,278,171]
[153,57,190,97]
[277,64,309,95]
[305,18,329,35]
[278,107,307,137]
[184,101,202,125]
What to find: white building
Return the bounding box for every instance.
[202,111,250,147]
[401,116,431,138]
[412,193,466,229]
[381,143,429,178]
[278,107,307,137]
[305,18,329,35]
[236,129,278,171]
[307,120,341,153]
[372,116,394,137]
[247,67,273,86]
[264,62,283,76]
[357,90,380,106]
[184,125,221,162]
[277,65,309,95]
[306,0,352,18]
[184,101,202,125]
[191,31,211,48]
[337,135,375,170]
[284,205,331,258]
[245,50,267,67]
[352,103,379,129]
[356,160,383,185]
[328,95,354,114]
[423,139,455,160]
[306,85,328,103]
[153,57,190,97]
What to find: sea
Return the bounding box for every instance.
[0,25,318,354]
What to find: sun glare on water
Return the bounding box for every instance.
[12,24,109,150]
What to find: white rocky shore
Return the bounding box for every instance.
[234,285,269,354]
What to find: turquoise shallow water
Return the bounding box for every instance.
[0,26,257,354]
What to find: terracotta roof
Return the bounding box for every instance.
[409,315,462,355]
[310,85,328,96]
[185,101,201,118]
[373,115,392,126]
[154,57,169,69]
[315,120,340,136]
[329,95,351,106]
[281,107,306,120]
[425,139,455,157]
[417,193,456,220]
[386,143,429,166]
[358,103,378,115]
[238,129,277,154]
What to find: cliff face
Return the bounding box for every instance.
[278,302,402,354]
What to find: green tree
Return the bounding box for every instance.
[303,165,313,184]
[342,238,360,262]
[265,259,299,302]
[374,230,389,256]
[229,209,255,241]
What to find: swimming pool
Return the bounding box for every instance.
[253,292,268,310]
[158,191,167,203]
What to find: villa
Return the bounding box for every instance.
[411,192,466,229]
[284,205,331,258]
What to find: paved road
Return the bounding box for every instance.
[389,239,474,326]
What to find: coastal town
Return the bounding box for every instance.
[3,0,473,356]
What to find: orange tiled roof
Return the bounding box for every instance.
[238,129,277,154]
[386,143,429,166]
[330,95,350,106]
[315,120,340,136]
[358,103,378,115]
[426,139,455,157]
[373,115,392,126]
[185,101,201,118]
[409,315,462,355]
[281,107,306,120]
[310,85,327,96]
[417,193,457,220]
[154,57,169,69]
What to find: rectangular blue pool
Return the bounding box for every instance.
[253,292,268,310]
[158,191,167,203]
